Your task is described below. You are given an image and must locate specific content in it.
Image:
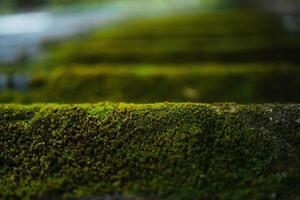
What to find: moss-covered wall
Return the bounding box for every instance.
[1,103,300,199]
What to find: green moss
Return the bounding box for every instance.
[1,64,299,103]
[1,103,300,199]
[45,11,300,65]
[88,103,114,119]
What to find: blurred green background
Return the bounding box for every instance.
[0,0,300,103]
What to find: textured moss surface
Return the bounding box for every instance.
[1,64,299,103]
[1,103,300,199]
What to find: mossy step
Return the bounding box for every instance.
[1,103,300,199]
[46,11,300,65]
[2,64,299,103]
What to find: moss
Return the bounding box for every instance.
[45,11,300,65]
[1,64,299,103]
[88,103,115,120]
[1,103,300,199]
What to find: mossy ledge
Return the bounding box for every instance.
[1,103,300,200]
[3,65,300,103]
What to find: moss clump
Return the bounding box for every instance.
[1,103,300,199]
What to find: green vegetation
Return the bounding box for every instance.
[1,10,300,104]
[46,11,300,65]
[1,1,300,199]
[0,0,241,13]
[1,103,300,199]
[1,64,299,103]
[1,3,300,199]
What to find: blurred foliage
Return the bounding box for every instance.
[1,64,300,103]
[0,0,262,13]
[45,11,300,66]
[0,0,106,12]
[1,6,300,103]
